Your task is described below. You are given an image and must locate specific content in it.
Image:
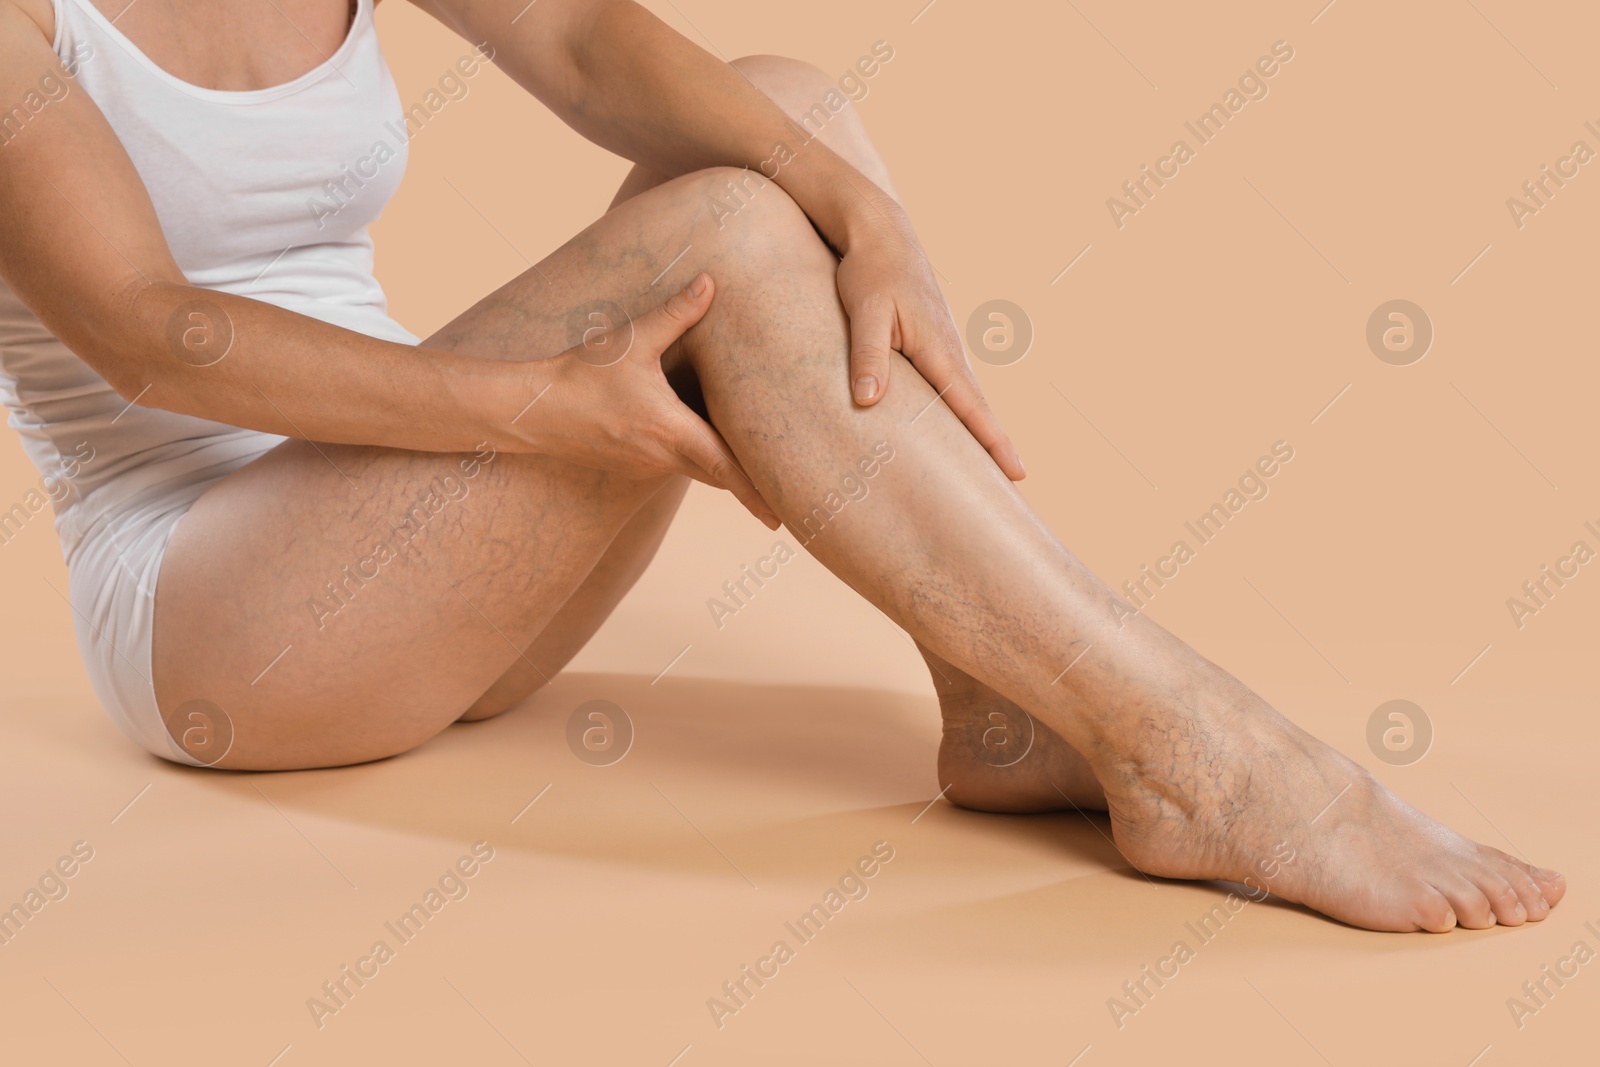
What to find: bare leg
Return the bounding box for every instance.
[151,69,1562,933]
[463,57,1105,813]
[152,154,886,772]
[640,170,1563,934]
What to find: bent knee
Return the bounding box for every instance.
[730,54,894,195]
[676,165,826,260]
[730,54,840,112]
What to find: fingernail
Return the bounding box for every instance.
[1011,447,1026,476]
[854,375,878,402]
[689,272,709,297]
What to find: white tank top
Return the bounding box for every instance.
[0,0,419,561]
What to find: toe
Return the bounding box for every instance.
[1412,885,1457,933]
[1471,868,1530,926]
[1529,865,1567,907]
[1481,846,1566,910]
[1490,859,1550,922]
[1435,877,1496,930]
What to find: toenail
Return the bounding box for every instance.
[1513,902,1527,921]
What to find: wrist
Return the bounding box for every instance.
[445,350,557,456]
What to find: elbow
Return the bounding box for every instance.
[91,338,162,405]
[105,365,154,406]
[95,278,193,406]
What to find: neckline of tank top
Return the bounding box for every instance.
[56,0,372,106]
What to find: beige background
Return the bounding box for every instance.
[3,0,1597,1063]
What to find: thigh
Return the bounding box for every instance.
[150,165,808,770]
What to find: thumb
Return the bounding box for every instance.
[847,294,895,406]
[635,272,715,357]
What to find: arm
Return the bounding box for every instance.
[0,1,533,456]
[412,0,1026,479]
[0,1,775,527]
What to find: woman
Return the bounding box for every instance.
[0,0,1564,933]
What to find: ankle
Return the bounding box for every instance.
[1078,668,1270,787]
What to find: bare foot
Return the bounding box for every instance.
[1095,673,1565,932]
[933,667,1107,813]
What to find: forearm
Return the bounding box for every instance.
[552,0,894,253]
[112,281,546,455]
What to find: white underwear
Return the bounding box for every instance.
[66,436,283,766]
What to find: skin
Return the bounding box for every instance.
[0,0,1566,933]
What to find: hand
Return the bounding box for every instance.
[527,273,781,529]
[833,205,1026,481]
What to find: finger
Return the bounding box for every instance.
[632,272,716,357]
[845,292,895,407]
[912,340,1026,481]
[663,410,781,531]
